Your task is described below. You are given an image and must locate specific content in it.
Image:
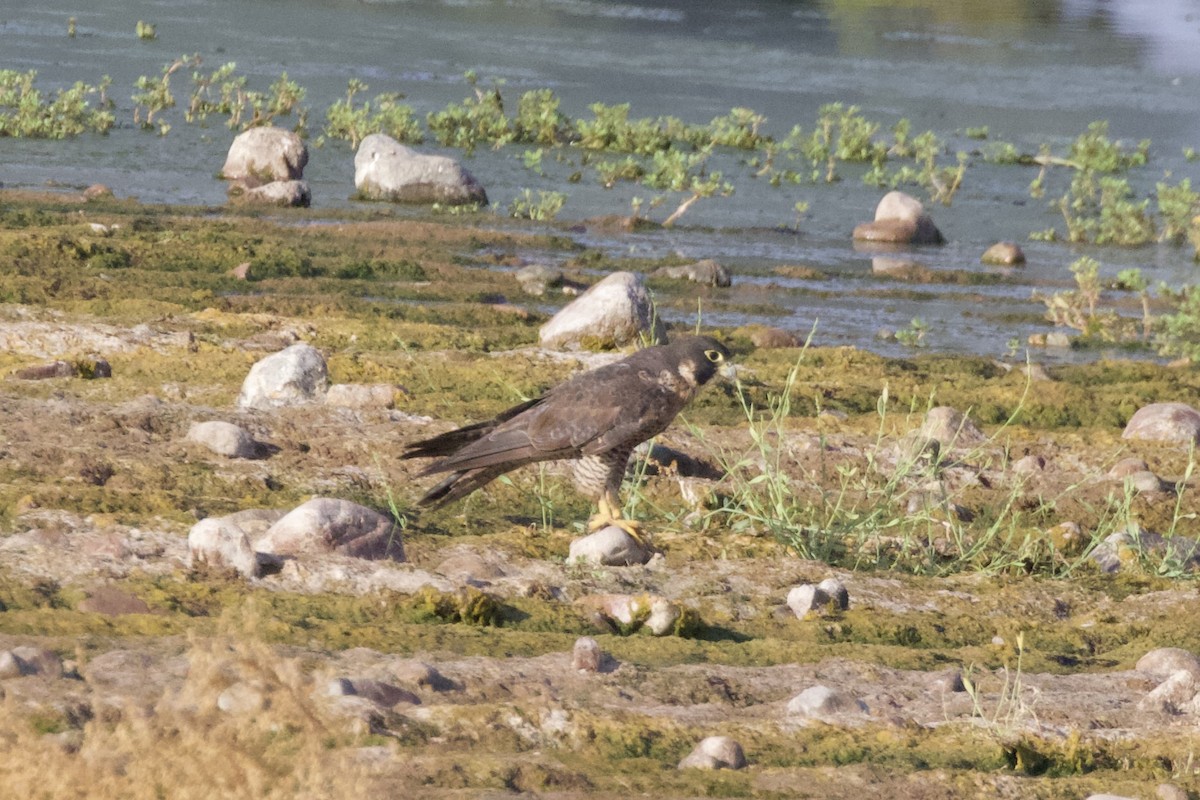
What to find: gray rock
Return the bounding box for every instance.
[186,420,264,459]
[1091,527,1200,574]
[786,685,868,719]
[538,271,666,350]
[1123,402,1200,445]
[221,126,308,182]
[677,736,747,770]
[919,406,985,447]
[217,681,267,714]
[1045,331,1073,348]
[981,241,1026,265]
[12,360,76,380]
[653,259,732,287]
[568,526,653,566]
[0,651,26,679]
[1012,454,1046,474]
[1158,784,1190,800]
[256,497,405,561]
[354,133,487,205]
[580,593,685,636]
[746,326,801,349]
[1136,647,1200,681]
[1137,669,1197,714]
[327,677,419,708]
[816,578,850,609]
[188,516,260,578]
[787,580,848,617]
[1108,457,1150,479]
[232,179,311,208]
[77,586,151,615]
[853,191,944,245]
[235,343,329,410]
[516,264,564,296]
[572,636,604,672]
[324,383,399,410]
[2,646,65,678]
[222,508,288,539]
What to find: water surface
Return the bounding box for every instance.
[3,0,1199,360]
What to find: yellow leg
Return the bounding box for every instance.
[587,490,647,545]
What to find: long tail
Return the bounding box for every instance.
[400,398,541,462]
[417,466,509,508]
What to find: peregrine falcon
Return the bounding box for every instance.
[401,335,733,538]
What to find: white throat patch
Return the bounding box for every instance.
[677,359,699,389]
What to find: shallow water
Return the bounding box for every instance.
[3,0,1200,361]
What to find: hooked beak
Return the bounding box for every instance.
[719,362,738,382]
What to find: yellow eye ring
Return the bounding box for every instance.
[704,349,724,363]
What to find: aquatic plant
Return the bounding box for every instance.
[322,79,422,149]
[133,55,197,135]
[0,69,114,138]
[508,189,566,221]
[135,20,156,40]
[187,62,308,131]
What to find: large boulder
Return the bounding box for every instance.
[221,126,308,182]
[853,190,944,245]
[236,343,329,410]
[1122,402,1200,445]
[538,271,666,350]
[255,498,405,561]
[354,133,488,206]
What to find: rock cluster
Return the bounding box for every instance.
[221,126,311,207]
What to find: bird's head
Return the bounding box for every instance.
[671,335,735,388]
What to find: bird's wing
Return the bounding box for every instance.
[532,363,683,456]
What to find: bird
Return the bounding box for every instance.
[401,335,734,540]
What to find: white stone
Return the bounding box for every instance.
[1137,647,1200,681]
[324,383,399,409]
[236,343,329,410]
[786,685,868,719]
[572,636,604,672]
[1122,402,1200,445]
[677,736,747,770]
[256,497,405,561]
[217,682,267,714]
[567,526,652,566]
[221,126,308,181]
[354,133,487,205]
[186,420,262,459]
[1137,670,1198,714]
[538,271,665,350]
[188,517,260,578]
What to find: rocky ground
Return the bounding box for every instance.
[2,192,1200,798]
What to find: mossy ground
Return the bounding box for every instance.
[1,190,1199,797]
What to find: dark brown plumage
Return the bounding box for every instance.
[402,335,733,536]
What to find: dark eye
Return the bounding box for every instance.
[704,349,724,363]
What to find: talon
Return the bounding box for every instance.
[587,492,651,547]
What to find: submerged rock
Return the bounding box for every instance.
[981,241,1026,265]
[221,126,308,182]
[853,191,944,245]
[354,133,487,205]
[652,258,732,287]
